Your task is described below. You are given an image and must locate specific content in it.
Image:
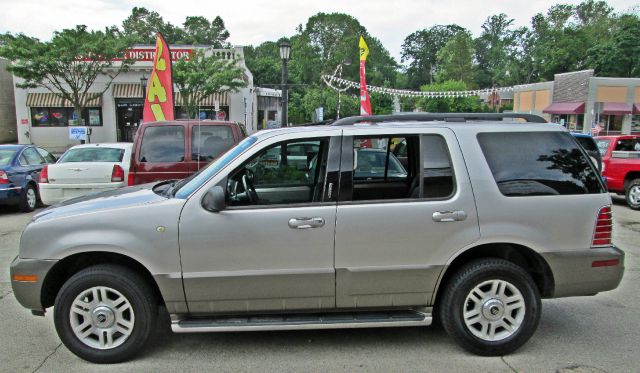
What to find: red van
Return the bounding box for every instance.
[128,120,246,185]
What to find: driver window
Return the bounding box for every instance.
[226,138,329,206]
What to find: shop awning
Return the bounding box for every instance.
[542,102,585,114]
[26,92,102,107]
[174,92,229,106]
[602,102,632,115]
[112,84,144,98]
[634,104,640,115]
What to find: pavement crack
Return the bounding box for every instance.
[501,356,518,373]
[31,342,63,373]
[0,290,13,301]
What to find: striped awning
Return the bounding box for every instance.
[26,92,102,107]
[112,84,144,98]
[174,92,229,106]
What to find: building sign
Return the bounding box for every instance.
[123,48,193,62]
[69,127,88,141]
[20,119,29,125]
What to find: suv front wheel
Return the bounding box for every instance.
[53,264,157,363]
[439,258,541,355]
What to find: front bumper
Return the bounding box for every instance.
[542,246,624,298]
[10,256,58,312]
[39,182,125,205]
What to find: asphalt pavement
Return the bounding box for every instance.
[0,196,638,372]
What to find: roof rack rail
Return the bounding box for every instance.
[330,113,547,126]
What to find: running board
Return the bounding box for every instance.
[172,310,432,333]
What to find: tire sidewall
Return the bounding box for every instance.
[626,180,640,210]
[20,185,36,212]
[443,260,541,355]
[54,266,155,363]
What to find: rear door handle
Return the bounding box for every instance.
[288,217,325,229]
[432,210,467,222]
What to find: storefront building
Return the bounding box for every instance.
[12,45,282,152]
[513,70,640,135]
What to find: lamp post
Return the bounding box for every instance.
[279,40,291,127]
[336,58,352,119]
[140,74,148,100]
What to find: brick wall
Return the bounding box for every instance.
[552,70,593,103]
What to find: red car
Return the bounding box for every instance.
[128,120,246,185]
[595,135,640,209]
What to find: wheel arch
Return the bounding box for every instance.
[624,172,640,189]
[432,242,555,306]
[41,251,165,309]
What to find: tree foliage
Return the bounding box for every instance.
[435,30,475,85]
[0,25,134,123]
[173,50,247,118]
[417,81,489,113]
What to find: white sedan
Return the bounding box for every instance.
[39,143,133,205]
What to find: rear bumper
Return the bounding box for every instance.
[0,185,22,205]
[542,246,624,298]
[10,256,58,312]
[40,182,125,205]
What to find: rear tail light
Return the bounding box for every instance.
[0,170,9,184]
[111,165,125,182]
[591,206,612,247]
[39,165,49,183]
[127,172,135,186]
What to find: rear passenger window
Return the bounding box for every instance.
[478,132,603,196]
[422,135,454,198]
[139,126,185,162]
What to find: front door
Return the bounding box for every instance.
[334,128,480,308]
[116,101,143,142]
[178,132,342,314]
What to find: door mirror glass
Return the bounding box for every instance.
[202,185,226,212]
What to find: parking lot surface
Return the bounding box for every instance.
[0,196,638,372]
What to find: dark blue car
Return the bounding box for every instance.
[0,145,56,212]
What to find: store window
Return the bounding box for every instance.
[30,107,103,127]
[175,106,229,120]
[602,115,623,134]
[632,115,640,133]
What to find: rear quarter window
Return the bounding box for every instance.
[478,132,603,196]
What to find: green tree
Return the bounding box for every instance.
[122,7,183,44]
[181,16,230,47]
[0,25,134,124]
[173,50,247,118]
[417,81,487,113]
[475,14,518,87]
[586,14,640,77]
[435,30,475,85]
[400,24,465,88]
[243,41,281,86]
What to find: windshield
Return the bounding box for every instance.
[0,149,16,166]
[174,136,258,199]
[59,147,125,163]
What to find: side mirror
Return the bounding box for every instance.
[202,186,226,213]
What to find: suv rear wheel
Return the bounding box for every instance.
[53,264,157,363]
[439,258,541,355]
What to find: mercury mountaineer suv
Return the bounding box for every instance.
[11,113,624,363]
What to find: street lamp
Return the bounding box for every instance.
[336,58,352,119]
[279,40,291,127]
[140,75,148,99]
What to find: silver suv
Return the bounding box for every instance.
[11,113,624,363]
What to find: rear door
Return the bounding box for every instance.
[334,127,480,308]
[134,124,189,183]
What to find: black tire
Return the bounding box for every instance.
[625,178,640,210]
[54,264,157,363]
[19,184,37,212]
[438,259,541,356]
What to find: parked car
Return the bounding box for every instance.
[571,133,602,172]
[38,143,133,206]
[11,113,623,363]
[0,144,56,212]
[595,135,640,209]
[128,120,245,186]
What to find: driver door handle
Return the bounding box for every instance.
[288,217,325,229]
[432,210,467,222]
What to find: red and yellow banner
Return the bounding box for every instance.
[143,33,175,123]
[359,36,372,116]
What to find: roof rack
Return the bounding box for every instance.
[331,113,547,126]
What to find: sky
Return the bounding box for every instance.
[1,0,638,62]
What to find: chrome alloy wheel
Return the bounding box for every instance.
[69,286,135,349]
[629,185,640,205]
[463,279,526,342]
[26,188,37,209]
